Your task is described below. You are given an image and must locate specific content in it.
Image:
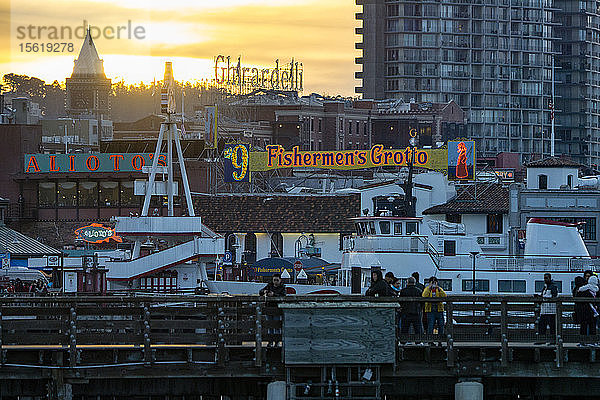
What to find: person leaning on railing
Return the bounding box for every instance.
[422,276,447,341]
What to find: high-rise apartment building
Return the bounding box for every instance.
[554,0,600,167]
[356,0,563,163]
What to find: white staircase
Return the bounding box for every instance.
[106,236,223,281]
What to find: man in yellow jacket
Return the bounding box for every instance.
[422,276,447,336]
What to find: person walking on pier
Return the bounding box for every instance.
[399,277,423,338]
[536,273,558,342]
[422,276,446,339]
[575,274,599,345]
[365,270,394,297]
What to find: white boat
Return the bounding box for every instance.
[337,216,600,295]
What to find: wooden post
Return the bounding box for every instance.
[255,304,263,367]
[556,300,563,368]
[143,303,152,364]
[446,301,455,367]
[68,306,77,368]
[500,301,508,367]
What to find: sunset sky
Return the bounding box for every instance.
[1,0,361,96]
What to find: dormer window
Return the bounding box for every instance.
[538,174,548,189]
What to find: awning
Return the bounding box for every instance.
[250,257,339,276]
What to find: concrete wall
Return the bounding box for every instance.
[526,166,579,190]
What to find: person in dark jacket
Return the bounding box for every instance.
[365,270,393,297]
[259,274,286,297]
[536,273,558,339]
[575,275,598,345]
[259,274,286,347]
[399,276,423,335]
[412,272,425,291]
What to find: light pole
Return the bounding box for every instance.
[470,251,480,295]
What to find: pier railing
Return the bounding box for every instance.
[0,295,599,368]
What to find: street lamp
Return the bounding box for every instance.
[470,251,480,295]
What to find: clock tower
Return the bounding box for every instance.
[66,28,111,120]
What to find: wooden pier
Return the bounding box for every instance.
[1,295,600,399]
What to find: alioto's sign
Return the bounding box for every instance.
[24,153,167,174]
[251,145,447,171]
[75,223,122,244]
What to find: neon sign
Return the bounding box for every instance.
[24,153,167,173]
[263,145,430,169]
[214,55,303,93]
[75,223,122,244]
[224,143,250,183]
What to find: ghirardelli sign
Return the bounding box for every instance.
[214,55,303,93]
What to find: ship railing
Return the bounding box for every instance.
[343,235,430,253]
[437,255,600,272]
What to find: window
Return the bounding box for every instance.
[462,279,490,292]
[406,221,419,234]
[498,280,526,293]
[394,222,402,235]
[438,279,453,291]
[57,182,76,207]
[535,280,562,293]
[487,214,503,234]
[245,233,257,264]
[549,217,597,241]
[79,182,97,207]
[567,175,573,188]
[443,240,456,256]
[99,181,118,207]
[538,174,548,189]
[379,221,391,234]
[120,181,137,207]
[38,182,56,207]
[270,232,283,257]
[446,214,462,223]
[369,221,376,234]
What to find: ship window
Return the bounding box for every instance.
[394,222,402,235]
[443,240,456,256]
[355,223,363,235]
[38,182,56,207]
[535,280,563,293]
[486,214,503,234]
[462,279,490,292]
[406,221,419,234]
[380,221,391,234]
[369,221,376,234]
[567,175,573,188]
[498,280,526,293]
[538,174,548,189]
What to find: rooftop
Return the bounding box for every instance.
[0,225,61,257]
[193,193,361,233]
[525,157,582,168]
[72,28,105,77]
[422,183,509,215]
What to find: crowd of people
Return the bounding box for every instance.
[366,270,447,343]
[0,278,48,296]
[258,269,600,346]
